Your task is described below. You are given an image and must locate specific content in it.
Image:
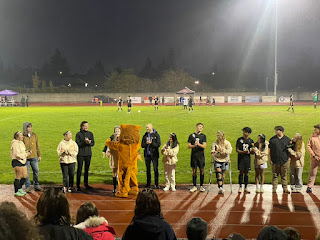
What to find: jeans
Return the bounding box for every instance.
[145,156,159,186]
[60,163,75,188]
[25,157,39,188]
[77,155,91,187]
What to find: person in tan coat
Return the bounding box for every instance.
[22,122,42,192]
[211,131,232,194]
[161,133,179,191]
[288,133,305,193]
[11,131,31,196]
[306,124,320,193]
[57,131,79,193]
[252,134,269,193]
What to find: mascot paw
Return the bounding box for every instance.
[128,189,139,196]
[115,192,128,198]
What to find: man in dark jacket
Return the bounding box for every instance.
[76,121,95,191]
[269,126,291,194]
[141,123,161,188]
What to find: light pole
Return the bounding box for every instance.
[274,0,278,96]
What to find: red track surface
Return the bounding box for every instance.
[1,184,320,239]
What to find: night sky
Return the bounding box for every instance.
[0,0,320,76]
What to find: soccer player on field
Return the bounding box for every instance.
[154,96,159,111]
[313,91,318,109]
[117,97,123,112]
[188,123,207,193]
[188,96,194,112]
[236,127,254,193]
[127,96,132,114]
[287,95,294,112]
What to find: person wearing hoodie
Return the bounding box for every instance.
[122,189,176,240]
[141,123,161,189]
[161,133,179,191]
[76,121,95,192]
[22,122,43,193]
[57,131,79,193]
[11,131,31,196]
[74,202,115,240]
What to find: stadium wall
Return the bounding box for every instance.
[15,92,314,103]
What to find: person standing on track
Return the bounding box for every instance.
[211,131,232,194]
[76,121,95,191]
[188,96,194,112]
[236,127,254,194]
[154,96,159,111]
[188,123,207,193]
[313,91,318,109]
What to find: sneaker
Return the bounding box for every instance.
[256,187,260,193]
[85,185,94,190]
[283,189,291,194]
[218,187,225,194]
[163,186,170,192]
[190,186,197,193]
[68,188,72,193]
[154,185,160,189]
[18,188,26,195]
[112,189,117,193]
[260,187,264,193]
[62,187,67,193]
[306,187,312,193]
[14,191,25,197]
[244,188,250,194]
[238,187,243,193]
[171,187,176,192]
[35,186,43,192]
[25,187,32,193]
[199,186,206,192]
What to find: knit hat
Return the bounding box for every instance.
[257,226,288,240]
[227,233,246,240]
[314,124,320,129]
[186,217,207,240]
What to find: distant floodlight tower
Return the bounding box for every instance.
[85,83,88,87]
[274,0,278,96]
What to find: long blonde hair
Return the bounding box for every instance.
[294,133,303,152]
[216,131,226,147]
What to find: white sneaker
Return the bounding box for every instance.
[199,186,206,192]
[238,187,243,193]
[163,186,170,192]
[190,186,197,193]
[260,187,264,193]
[256,187,260,193]
[171,187,176,192]
[218,187,225,194]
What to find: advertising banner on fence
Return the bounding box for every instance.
[163,97,174,103]
[262,96,277,103]
[245,96,260,103]
[228,96,242,103]
[211,96,225,103]
[278,96,290,103]
[130,97,141,103]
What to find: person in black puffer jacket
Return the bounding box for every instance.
[122,188,176,240]
[76,121,95,192]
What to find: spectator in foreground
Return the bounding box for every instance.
[0,201,42,240]
[186,217,207,240]
[257,226,288,240]
[122,188,176,240]
[284,227,301,240]
[75,201,115,240]
[34,188,92,240]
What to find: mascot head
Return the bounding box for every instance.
[120,124,141,145]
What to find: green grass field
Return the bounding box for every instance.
[1,105,319,186]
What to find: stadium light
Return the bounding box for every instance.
[85,83,88,87]
[59,71,63,75]
[195,81,199,85]
[68,83,71,87]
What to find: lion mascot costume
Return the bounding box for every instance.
[105,124,141,198]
